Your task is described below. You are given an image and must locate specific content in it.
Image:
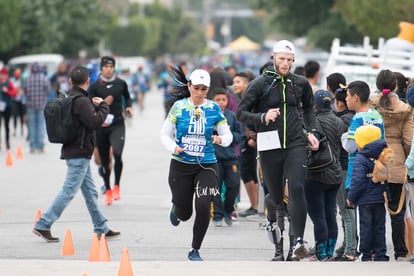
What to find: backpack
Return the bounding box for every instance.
[44,94,81,144]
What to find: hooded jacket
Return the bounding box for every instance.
[237,71,317,149]
[307,108,346,185]
[347,140,390,206]
[370,93,414,184]
[60,86,109,159]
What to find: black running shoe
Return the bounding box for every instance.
[238,207,258,217]
[104,230,121,240]
[32,228,60,243]
[169,205,180,226]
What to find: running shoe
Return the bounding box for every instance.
[238,207,258,217]
[112,185,120,200]
[105,189,113,205]
[169,204,180,226]
[188,249,203,261]
[292,238,308,260]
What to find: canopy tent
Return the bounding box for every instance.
[227,36,260,51]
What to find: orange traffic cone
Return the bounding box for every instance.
[5,150,13,167]
[61,229,75,256]
[88,233,100,261]
[97,234,111,262]
[16,145,24,160]
[118,247,134,276]
[33,208,42,225]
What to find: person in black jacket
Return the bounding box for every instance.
[88,56,133,205]
[33,66,120,242]
[237,40,319,260]
[304,90,346,261]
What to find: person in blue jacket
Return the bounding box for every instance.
[347,124,390,262]
[211,87,242,227]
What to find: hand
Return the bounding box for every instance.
[212,135,222,145]
[247,138,256,148]
[174,146,185,155]
[125,107,133,118]
[307,132,319,151]
[104,95,114,105]
[346,199,352,207]
[91,97,104,106]
[265,108,280,124]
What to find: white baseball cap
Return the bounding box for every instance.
[189,69,210,87]
[273,40,295,55]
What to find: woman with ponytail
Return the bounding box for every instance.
[371,69,414,261]
[160,65,233,261]
[327,73,357,261]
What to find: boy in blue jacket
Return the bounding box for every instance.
[212,88,242,226]
[347,124,390,261]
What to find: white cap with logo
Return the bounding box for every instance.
[189,69,210,87]
[273,40,295,55]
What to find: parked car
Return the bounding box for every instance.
[7,53,64,79]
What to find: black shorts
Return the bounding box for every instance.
[240,145,258,184]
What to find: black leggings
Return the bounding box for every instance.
[168,159,218,250]
[95,123,125,189]
[0,106,12,149]
[260,146,308,241]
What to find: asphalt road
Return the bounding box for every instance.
[0,89,411,275]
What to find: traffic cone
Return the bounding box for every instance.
[16,145,24,160]
[118,247,134,276]
[97,234,111,262]
[33,208,42,225]
[82,273,87,276]
[88,233,100,261]
[61,228,75,256]
[5,150,13,167]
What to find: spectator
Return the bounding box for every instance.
[23,63,52,153]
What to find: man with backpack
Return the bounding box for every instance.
[33,66,120,242]
[237,40,319,261]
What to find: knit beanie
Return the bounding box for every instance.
[100,56,115,69]
[355,125,381,149]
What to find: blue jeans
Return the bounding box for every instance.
[35,158,109,234]
[27,107,45,150]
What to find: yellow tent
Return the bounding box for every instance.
[227,36,260,51]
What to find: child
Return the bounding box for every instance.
[343,80,385,190]
[212,88,242,226]
[347,124,390,261]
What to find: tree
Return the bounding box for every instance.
[334,0,414,40]
[0,1,21,53]
[253,0,362,50]
[106,2,206,57]
[3,0,113,59]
